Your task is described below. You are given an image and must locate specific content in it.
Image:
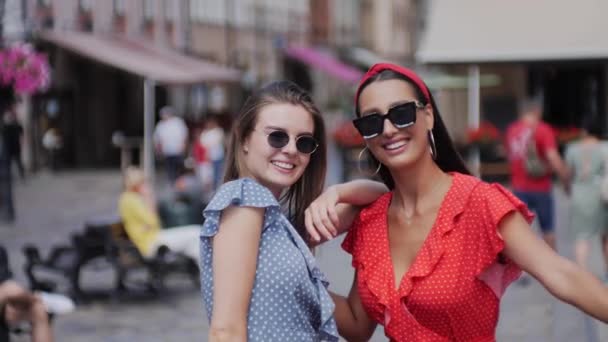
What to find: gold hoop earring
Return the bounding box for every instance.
[357,146,382,176]
[428,130,437,160]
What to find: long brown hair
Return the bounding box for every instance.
[356,69,470,189]
[223,81,327,241]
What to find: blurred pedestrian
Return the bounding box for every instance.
[2,110,24,180]
[565,117,608,272]
[192,126,213,201]
[118,167,200,261]
[153,106,188,183]
[157,162,205,228]
[505,98,570,250]
[199,115,225,190]
[1,246,54,342]
[306,63,608,341]
[42,127,62,171]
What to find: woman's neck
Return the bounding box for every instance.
[581,136,599,144]
[239,172,284,199]
[390,157,450,215]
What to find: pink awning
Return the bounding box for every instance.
[40,31,241,84]
[284,46,363,83]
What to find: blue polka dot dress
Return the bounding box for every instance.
[200,178,338,342]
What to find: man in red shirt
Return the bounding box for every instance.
[505,99,570,250]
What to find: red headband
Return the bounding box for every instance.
[354,63,431,108]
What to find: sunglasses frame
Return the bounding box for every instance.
[263,129,319,154]
[353,100,426,139]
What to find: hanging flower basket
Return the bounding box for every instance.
[0,43,50,111]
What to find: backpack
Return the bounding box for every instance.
[524,127,548,178]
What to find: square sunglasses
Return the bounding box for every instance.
[352,101,425,139]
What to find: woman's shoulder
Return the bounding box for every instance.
[565,141,581,152]
[450,173,509,209]
[358,192,392,221]
[205,178,279,214]
[465,178,534,223]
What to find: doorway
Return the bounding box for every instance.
[528,64,605,133]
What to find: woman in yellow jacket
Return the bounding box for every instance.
[118,167,200,261]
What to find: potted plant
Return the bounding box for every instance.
[0,43,50,109]
[553,125,581,145]
[466,121,502,162]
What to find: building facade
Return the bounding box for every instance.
[189,0,309,84]
[359,0,421,65]
[25,0,238,170]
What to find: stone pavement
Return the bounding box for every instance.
[1,170,607,341]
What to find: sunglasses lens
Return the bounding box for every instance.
[353,115,383,139]
[296,136,318,154]
[267,131,289,149]
[388,103,417,127]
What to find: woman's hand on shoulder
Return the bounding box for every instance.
[305,185,341,243]
[305,180,388,244]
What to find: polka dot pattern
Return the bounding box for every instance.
[200,178,338,342]
[342,173,535,341]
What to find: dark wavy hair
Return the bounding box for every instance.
[223,81,327,241]
[582,116,604,138]
[356,70,470,189]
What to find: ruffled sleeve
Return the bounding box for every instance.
[201,178,280,237]
[474,182,535,298]
[340,194,393,324]
[277,216,339,341]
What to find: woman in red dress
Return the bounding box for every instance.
[305,63,608,341]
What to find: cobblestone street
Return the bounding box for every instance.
[1,170,607,341]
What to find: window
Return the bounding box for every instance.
[114,0,125,15]
[79,0,92,12]
[164,0,176,21]
[144,0,156,21]
[189,0,203,22]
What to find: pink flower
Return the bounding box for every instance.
[0,43,50,95]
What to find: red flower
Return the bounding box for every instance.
[466,121,501,145]
[332,120,365,148]
[552,125,581,143]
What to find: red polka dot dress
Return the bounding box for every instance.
[342,173,534,342]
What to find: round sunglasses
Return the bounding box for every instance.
[262,130,319,154]
[352,101,425,139]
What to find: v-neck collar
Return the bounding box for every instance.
[381,173,481,299]
[352,173,482,320]
[384,173,454,294]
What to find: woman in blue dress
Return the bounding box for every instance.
[200,81,384,341]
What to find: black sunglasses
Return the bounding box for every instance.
[264,130,319,154]
[353,101,425,139]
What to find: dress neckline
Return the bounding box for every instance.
[382,173,457,294]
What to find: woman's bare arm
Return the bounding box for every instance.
[209,206,265,342]
[502,212,608,323]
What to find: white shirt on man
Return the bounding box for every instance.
[199,127,224,161]
[154,116,188,156]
